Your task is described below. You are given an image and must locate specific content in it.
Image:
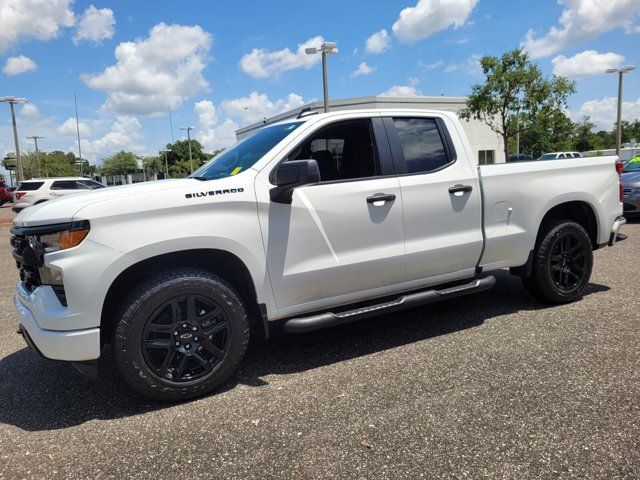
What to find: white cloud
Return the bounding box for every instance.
[0,0,74,54]
[3,55,37,75]
[392,0,478,43]
[220,91,305,124]
[522,0,640,59]
[194,100,239,151]
[572,96,640,130]
[380,83,422,97]
[551,50,624,79]
[442,54,482,75]
[351,62,377,78]
[57,117,91,137]
[418,59,444,70]
[239,36,324,79]
[82,23,212,116]
[73,5,115,45]
[80,116,145,161]
[365,29,391,54]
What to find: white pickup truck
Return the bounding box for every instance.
[11,108,626,401]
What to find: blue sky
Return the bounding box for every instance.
[1,0,639,172]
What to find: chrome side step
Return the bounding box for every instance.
[283,275,496,334]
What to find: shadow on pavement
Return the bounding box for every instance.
[0,270,609,432]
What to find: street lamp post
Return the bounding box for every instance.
[180,126,195,174]
[0,96,28,182]
[305,42,338,113]
[161,148,171,178]
[26,135,44,177]
[606,65,636,157]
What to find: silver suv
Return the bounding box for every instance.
[12,177,105,213]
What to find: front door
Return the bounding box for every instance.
[258,117,406,314]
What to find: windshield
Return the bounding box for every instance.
[539,153,558,160]
[191,121,303,180]
[624,159,640,172]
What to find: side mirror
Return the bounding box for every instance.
[270,159,321,203]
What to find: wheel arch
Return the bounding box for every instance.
[536,200,599,248]
[511,200,599,277]
[100,249,262,346]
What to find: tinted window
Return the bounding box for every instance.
[393,118,449,173]
[17,181,44,191]
[78,180,104,189]
[287,119,378,181]
[192,121,303,180]
[51,180,78,190]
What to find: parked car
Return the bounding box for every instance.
[0,180,12,206]
[538,151,583,160]
[508,154,534,162]
[10,109,625,402]
[12,177,105,213]
[622,159,640,217]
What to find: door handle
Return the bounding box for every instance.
[366,193,396,204]
[448,184,473,195]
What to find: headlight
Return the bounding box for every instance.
[37,221,90,253]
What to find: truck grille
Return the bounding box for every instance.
[10,232,42,292]
[623,187,632,196]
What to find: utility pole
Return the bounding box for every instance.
[1,96,28,182]
[305,42,338,113]
[606,65,636,157]
[180,126,195,173]
[26,135,44,177]
[161,148,171,178]
[74,91,84,177]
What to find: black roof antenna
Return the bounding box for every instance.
[297,106,319,119]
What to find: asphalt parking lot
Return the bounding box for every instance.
[0,204,638,479]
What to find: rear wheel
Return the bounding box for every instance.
[114,269,249,402]
[522,220,593,304]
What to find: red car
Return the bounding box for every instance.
[0,180,12,206]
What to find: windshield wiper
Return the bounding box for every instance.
[191,176,208,181]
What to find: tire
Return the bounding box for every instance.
[521,220,593,304]
[114,269,250,402]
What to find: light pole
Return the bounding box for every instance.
[180,126,195,174]
[26,135,44,177]
[1,96,28,182]
[161,148,171,178]
[606,65,636,157]
[305,42,338,113]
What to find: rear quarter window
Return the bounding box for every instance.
[17,181,44,191]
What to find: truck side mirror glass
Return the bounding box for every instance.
[271,159,321,203]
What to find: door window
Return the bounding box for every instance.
[287,119,379,182]
[392,118,452,173]
[77,180,105,189]
[51,180,78,190]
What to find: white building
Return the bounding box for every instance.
[236,96,505,164]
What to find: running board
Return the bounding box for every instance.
[283,276,496,334]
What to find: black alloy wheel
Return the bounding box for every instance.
[141,295,231,382]
[548,231,588,292]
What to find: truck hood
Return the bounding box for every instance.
[622,171,640,186]
[13,178,212,227]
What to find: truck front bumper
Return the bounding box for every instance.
[14,284,100,362]
[608,215,627,246]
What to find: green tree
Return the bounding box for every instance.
[101,151,140,181]
[460,48,576,160]
[162,140,213,178]
[510,109,575,158]
[142,156,165,179]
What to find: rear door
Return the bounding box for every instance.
[383,114,483,282]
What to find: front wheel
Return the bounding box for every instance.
[114,269,250,402]
[521,220,593,304]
